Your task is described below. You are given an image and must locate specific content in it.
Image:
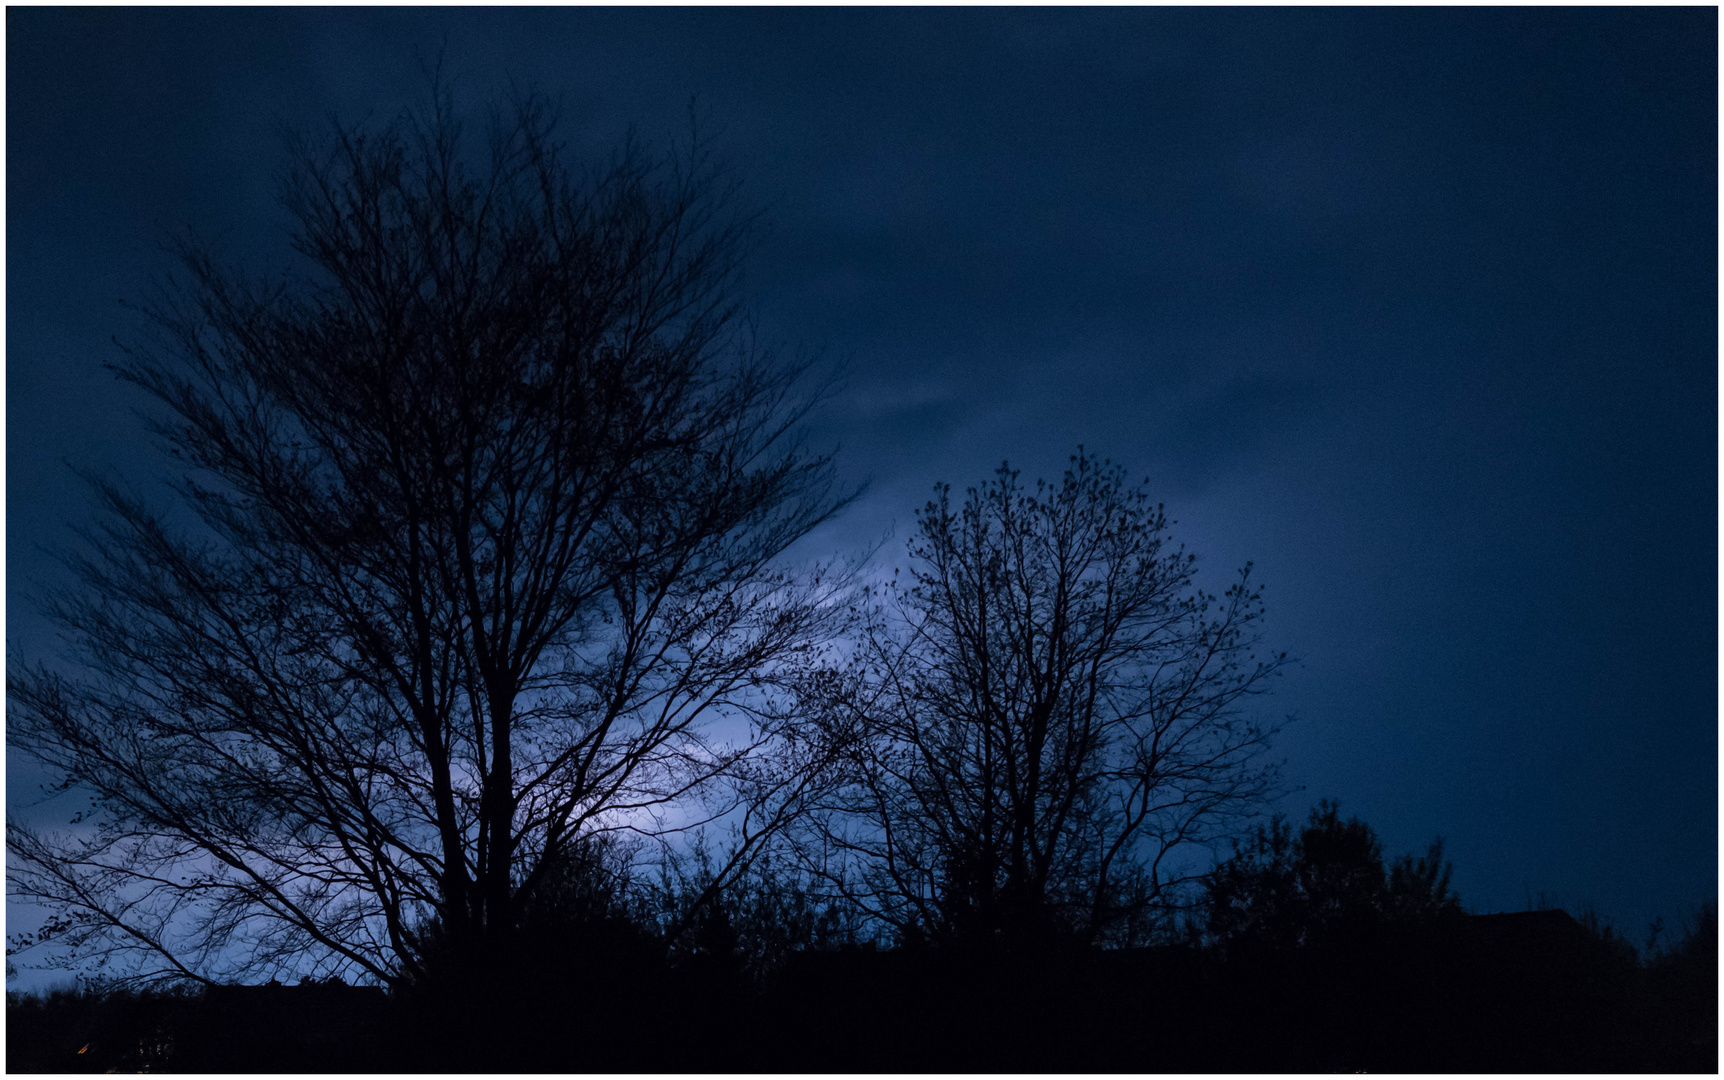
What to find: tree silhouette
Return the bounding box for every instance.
[799,453,1285,946]
[1205,799,1461,951]
[8,87,855,988]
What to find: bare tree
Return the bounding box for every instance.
[797,453,1284,946]
[8,88,855,988]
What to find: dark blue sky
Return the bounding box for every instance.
[8,7,1716,957]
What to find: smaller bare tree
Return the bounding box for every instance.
[798,452,1286,946]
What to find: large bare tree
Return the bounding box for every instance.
[797,453,1284,946]
[8,90,854,987]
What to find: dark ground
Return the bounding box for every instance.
[8,910,1715,1073]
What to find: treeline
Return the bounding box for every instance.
[9,802,1715,1073]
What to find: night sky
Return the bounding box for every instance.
[7,7,1716,974]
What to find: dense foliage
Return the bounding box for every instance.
[1204,799,1462,950]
